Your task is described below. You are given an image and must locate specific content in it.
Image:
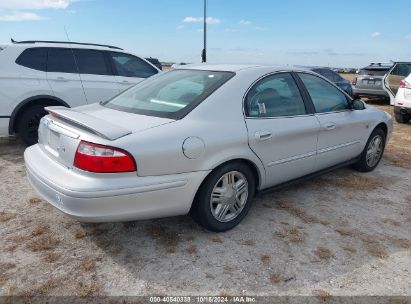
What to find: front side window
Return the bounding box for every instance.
[245,73,306,118]
[47,48,78,73]
[15,47,47,71]
[73,49,111,75]
[103,69,234,119]
[110,52,158,78]
[298,73,349,113]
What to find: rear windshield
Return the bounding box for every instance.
[359,69,389,76]
[103,69,235,119]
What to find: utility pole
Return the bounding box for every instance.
[201,0,207,63]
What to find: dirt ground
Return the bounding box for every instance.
[0,96,410,298]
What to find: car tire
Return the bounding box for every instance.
[352,128,386,172]
[17,104,48,146]
[395,112,410,124]
[190,162,256,232]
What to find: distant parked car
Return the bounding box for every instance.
[383,62,411,105]
[310,68,353,96]
[145,57,162,70]
[171,62,189,69]
[393,73,411,123]
[352,63,393,101]
[25,64,392,232]
[0,40,160,145]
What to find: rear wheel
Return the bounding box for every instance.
[191,162,255,232]
[352,128,386,172]
[17,105,48,146]
[395,112,410,124]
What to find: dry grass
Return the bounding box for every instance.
[276,201,318,224]
[210,235,223,243]
[314,247,333,260]
[21,277,61,296]
[74,228,87,239]
[28,197,42,204]
[79,258,96,272]
[393,238,411,249]
[31,224,49,236]
[269,272,282,284]
[260,254,271,266]
[76,281,99,297]
[0,211,14,222]
[366,243,388,258]
[315,290,332,301]
[42,252,60,263]
[278,226,303,242]
[316,174,386,191]
[223,265,233,273]
[335,227,355,237]
[342,245,357,253]
[382,218,401,227]
[384,146,411,169]
[242,239,255,246]
[145,225,180,253]
[186,245,197,255]
[26,234,59,252]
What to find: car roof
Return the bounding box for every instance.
[7,40,123,51]
[177,63,298,73]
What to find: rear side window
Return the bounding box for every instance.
[359,69,389,76]
[390,64,411,77]
[47,48,78,73]
[104,69,234,119]
[73,49,111,75]
[15,47,47,71]
[245,73,306,117]
[110,52,158,78]
[298,73,349,113]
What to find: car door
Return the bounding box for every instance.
[384,62,411,103]
[297,72,367,171]
[109,52,159,92]
[73,49,119,103]
[46,48,87,107]
[245,72,321,187]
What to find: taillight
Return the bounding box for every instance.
[352,77,357,85]
[74,141,136,173]
[399,79,411,89]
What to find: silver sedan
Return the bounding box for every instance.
[24,64,393,231]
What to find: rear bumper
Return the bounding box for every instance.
[394,106,411,115]
[352,87,389,98]
[24,144,210,222]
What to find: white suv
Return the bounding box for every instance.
[0,40,160,145]
[394,73,411,123]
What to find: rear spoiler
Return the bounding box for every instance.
[45,106,131,141]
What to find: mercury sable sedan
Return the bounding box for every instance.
[24,64,393,232]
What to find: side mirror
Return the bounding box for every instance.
[351,99,366,110]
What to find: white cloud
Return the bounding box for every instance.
[0,11,46,21]
[183,16,221,24]
[405,34,411,40]
[176,24,184,30]
[0,0,70,10]
[255,26,265,31]
[371,31,381,38]
[239,19,251,25]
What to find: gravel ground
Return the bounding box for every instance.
[0,102,410,298]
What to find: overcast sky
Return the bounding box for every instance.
[1,0,410,68]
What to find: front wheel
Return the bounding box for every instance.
[190,162,255,232]
[352,128,386,172]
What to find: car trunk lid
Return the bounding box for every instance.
[355,69,388,89]
[38,104,175,168]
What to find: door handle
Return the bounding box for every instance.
[56,77,69,82]
[324,123,336,131]
[255,130,272,141]
[121,80,131,84]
